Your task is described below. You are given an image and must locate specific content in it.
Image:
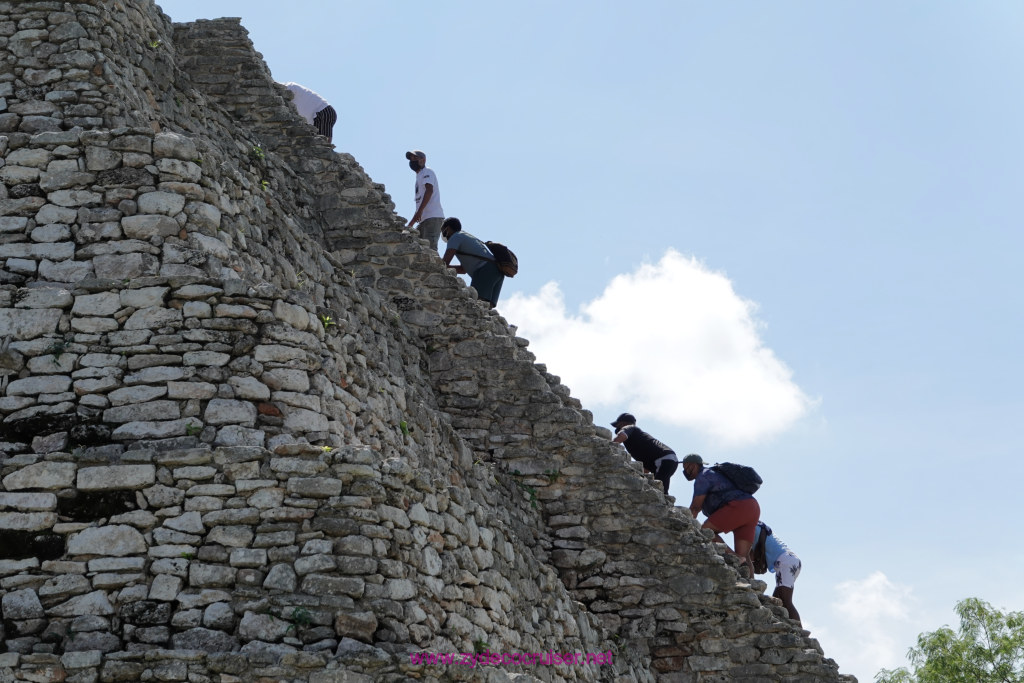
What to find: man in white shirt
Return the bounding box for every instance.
[282,83,337,142]
[405,150,444,249]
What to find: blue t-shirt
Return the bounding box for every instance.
[446,231,492,275]
[753,523,794,572]
[693,467,752,517]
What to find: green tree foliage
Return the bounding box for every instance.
[876,598,1024,683]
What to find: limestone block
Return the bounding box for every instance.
[283,407,329,433]
[103,400,180,423]
[271,300,309,330]
[67,525,146,556]
[39,258,94,282]
[207,526,254,548]
[205,398,257,426]
[189,563,236,588]
[28,353,77,374]
[173,284,223,299]
[0,511,57,531]
[39,171,97,192]
[382,579,416,601]
[286,477,343,498]
[15,287,72,309]
[225,376,269,400]
[0,165,40,183]
[183,301,212,318]
[72,291,119,316]
[70,317,119,334]
[157,158,202,182]
[202,602,235,630]
[253,344,305,363]
[2,462,76,490]
[214,304,256,319]
[120,286,168,308]
[6,375,71,395]
[149,574,183,602]
[0,241,75,261]
[192,233,231,260]
[261,368,309,391]
[334,611,378,644]
[137,191,186,216]
[2,588,45,620]
[153,132,198,160]
[93,253,148,279]
[214,425,265,447]
[163,511,204,534]
[47,189,102,207]
[36,204,77,224]
[294,554,335,576]
[183,351,230,367]
[5,257,36,274]
[110,418,193,440]
[229,549,267,568]
[84,147,120,171]
[0,217,30,234]
[124,306,181,330]
[73,376,122,393]
[6,148,50,168]
[107,385,166,406]
[301,574,364,598]
[170,627,240,653]
[121,214,179,239]
[239,611,290,643]
[167,380,216,399]
[31,223,71,242]
[0,492,57,510]
[263,564,298,592]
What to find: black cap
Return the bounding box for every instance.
[682,454,703,466]
[611,412,636,427]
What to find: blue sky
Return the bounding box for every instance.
[160,2,1024,678]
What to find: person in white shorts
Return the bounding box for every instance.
[752,521,802,624]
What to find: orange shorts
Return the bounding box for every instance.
[705,497,760,544]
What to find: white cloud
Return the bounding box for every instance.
[501,249,812,445]
[811,571,918,680]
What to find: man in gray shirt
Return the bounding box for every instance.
[441,218,504,308]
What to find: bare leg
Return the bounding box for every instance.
[703,521,755,578]
[773,586,801,624]
[734,538,755,579]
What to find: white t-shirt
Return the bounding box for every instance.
[414,167,444,220]
[283,82,329,124]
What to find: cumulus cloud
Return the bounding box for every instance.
[812,572,918,680]
[500,249,812,445]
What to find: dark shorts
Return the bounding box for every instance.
[706,497,760,544]
[470,261,504,306]
[313,105,337,142]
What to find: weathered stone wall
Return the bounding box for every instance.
[0,2,854,681]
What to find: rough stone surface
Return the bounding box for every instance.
[0,3,852,682]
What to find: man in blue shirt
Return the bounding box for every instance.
[441,218,504,308]
[752,521,802,624]
[683,454,760,579]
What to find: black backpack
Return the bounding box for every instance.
[710,462,762,494]
[484,241,518,278]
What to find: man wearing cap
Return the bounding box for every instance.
[682,454,760,577]
[610,413,678,494]
[405,150,445,249]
